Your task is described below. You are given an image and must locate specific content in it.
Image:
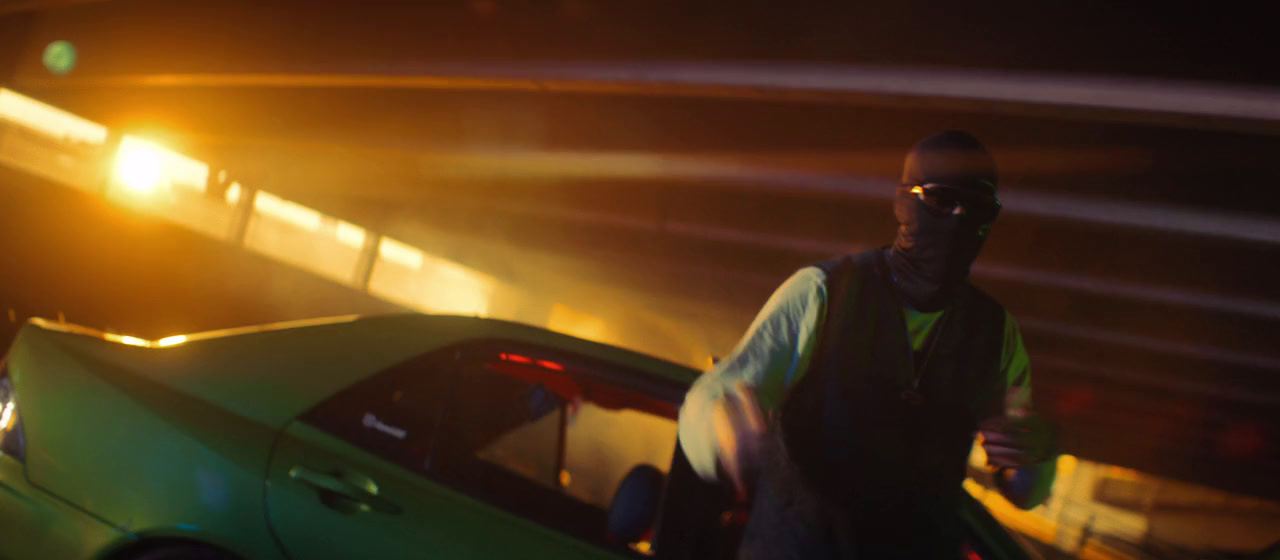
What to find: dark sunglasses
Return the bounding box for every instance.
[902,182,1002,226]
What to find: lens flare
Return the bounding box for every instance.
[114,141,165,194]
[42,40,77,76]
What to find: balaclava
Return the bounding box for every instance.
[889,130,998,311]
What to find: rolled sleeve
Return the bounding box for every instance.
[677,267,827,480]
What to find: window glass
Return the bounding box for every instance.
[303,342,683,551]
[476,403,562,489]
[430,353,684,551]
[562,402,677,510]
[433,362,564,486]
[303,354,451,471]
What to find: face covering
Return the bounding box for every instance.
[890,130,999,311]
[888,191,987,312]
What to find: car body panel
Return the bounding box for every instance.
[18,314,698,430]
[266,421,623,560]
[2,314,696,559]
[6,325,285,560]
[0,455,123,560]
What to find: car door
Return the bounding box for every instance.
[264,345,628,560]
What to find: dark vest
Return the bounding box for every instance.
[741,249,1006,559]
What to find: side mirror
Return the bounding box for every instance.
[608,464,666,544]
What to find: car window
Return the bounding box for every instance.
[430,347,681,551]
[435,362,679,510]
[427,359,618,547]
[303,341,682,551]
[434,361,565,486]
[302,351,453,472]
[562,402,677,510]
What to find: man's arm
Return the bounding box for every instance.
[985,310,1058,509]
[677,267,827,481]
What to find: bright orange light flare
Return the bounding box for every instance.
[114,140,165,194]
[155,335,188,347]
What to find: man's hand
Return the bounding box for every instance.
[978,412,1055,468]
[711,382,766,500]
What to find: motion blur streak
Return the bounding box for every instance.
[972,264,1280,321]
[999,190,1280,245]
[18,63,1280,125]
[1034,358,1280,408]
[398,191,1280,321]
[411,152,1280,246]
[1018,317,1280,373]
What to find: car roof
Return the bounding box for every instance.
[20,314,700,428]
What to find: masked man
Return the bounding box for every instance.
[678,131,1057,559]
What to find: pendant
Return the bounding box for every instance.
[900,388,924,405]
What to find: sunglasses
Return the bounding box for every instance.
[903,183,1002,226]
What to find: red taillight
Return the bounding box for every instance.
[500,353,563,372]
[487,351,678,419]
[501,353,532,364]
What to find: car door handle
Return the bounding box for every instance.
[288,465,403,515]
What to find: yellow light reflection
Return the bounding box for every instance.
[419,255,491,315]
[0,88,108,144]
[0,402,15,431]
[253,191,323,231]
[548,304,612,344]
[155,335,187,347]
[114,139,165,194]
[1058,453,1078,477]
[629,540,653,556]
[225,181,243,205]
[103,332,150,347]
[117,335,148,347]
[378,237,424,270]
[964,478,1058,544]
[335,220,367,248]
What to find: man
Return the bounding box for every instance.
[678,131,1057,559]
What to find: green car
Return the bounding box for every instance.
[0,314,1030,560]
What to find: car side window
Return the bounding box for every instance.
[302,352,453,472]
[562,402,677,510]
[303,342,683,553]
[428,361,610,541]
[432,361,564,485]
